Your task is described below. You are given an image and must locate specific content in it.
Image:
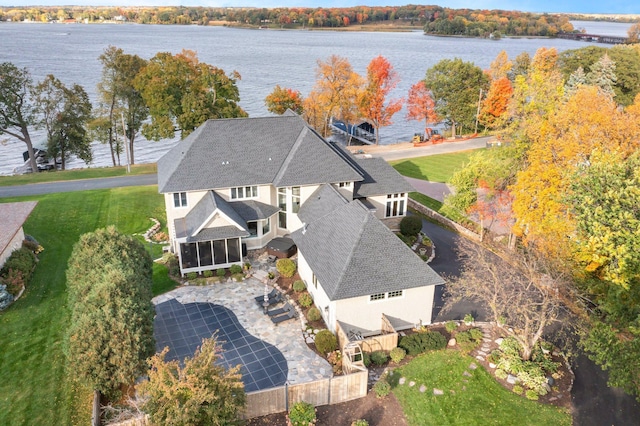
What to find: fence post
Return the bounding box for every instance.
[285,382,289,412]
[91,390,101,426]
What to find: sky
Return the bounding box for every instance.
[1,0,639,15]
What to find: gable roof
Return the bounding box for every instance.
[292,198,443,301]
[353,157,415,198]
[297,184,348,224]
[0,201,37,258]
[158,114,362,193]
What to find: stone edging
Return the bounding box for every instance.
[408,199,481,242]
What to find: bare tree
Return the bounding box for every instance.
[444,240,566,360]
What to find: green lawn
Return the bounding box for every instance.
[0,186,173,425]
[0,163,157,187]
[408,192,480,233]
[389,150,481,183]
[390,351,571,426]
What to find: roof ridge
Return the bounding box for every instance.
[273,126,308,187]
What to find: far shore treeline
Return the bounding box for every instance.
[1,5,635,38]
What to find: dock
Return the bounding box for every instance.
[330,118,376,145]
[557,32,629,45]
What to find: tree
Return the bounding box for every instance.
[0,62,37,172]
[487,50,512,81]
[627,22,640,43]
[406,81,438,131]
[564,66,586,98]
[445,239,565,361]
[134,50,247,140]
[65,227,155,400]
[478,77,513,129]
[586,53,617,99]
[33,75,92,170]
[264,85,303,115]
[424,58,488,137]
[358,55,403,145]
[139,336,246,425]
[304,55,363,137]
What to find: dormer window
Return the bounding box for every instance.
[230,186,258,200]
[173,192,187,208]
[338,182,352,188]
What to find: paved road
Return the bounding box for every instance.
[373,136,489,162]
[0,174,158,198]
[422,216,640,425]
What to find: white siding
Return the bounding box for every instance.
[0,227,25,269]
[296,252,336,331]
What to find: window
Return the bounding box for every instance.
[198,241,213,266]
[230,186,258,200]
[262,217,271,235]
[388,290,403,298]
[312,273,318,289]
[385,193,406,218]
[370,293,386,301]
[227,238,241,263]
[278,187,287,229]
[292,186,301,213]
[338,182,351,188]
[173,192,187,208]
[247,221,258,238]
[180,243,198,268]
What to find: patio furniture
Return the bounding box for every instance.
[254,288,278,303]
[270,305,297,325]
[256,291,283,308]
[267,302,293,317]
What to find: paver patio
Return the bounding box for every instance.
[152,278,332,389]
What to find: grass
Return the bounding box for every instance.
[0,186,175,425]
[0,163,157,187]
[389,150,481,183]
[390,351,571,426]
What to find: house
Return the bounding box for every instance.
[157,112,444,333]
[0,201,38,269]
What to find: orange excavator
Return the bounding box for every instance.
[412,128,443,145]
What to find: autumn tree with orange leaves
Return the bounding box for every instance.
[479,77,513,129]
[406,81,438,133]
[358,55,403,144]
[265,85,303,115]
[303,55,363,137]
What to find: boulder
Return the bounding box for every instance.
[448,338,456,347]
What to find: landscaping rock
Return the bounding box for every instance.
[463,371,472,377]
[419,385,426,393]
[506,375,517,384]
[469,362,477,370]
[0,285,14,311]
[495,338,504,345]
[409,381,415,387]
[433,388,444,395]
[489,363,497,369]
[399,377,406,385]
[448,338,456,347]
[475,355,485,361]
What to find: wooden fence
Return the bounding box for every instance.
[242,370,368,419]
[336,319,399,354]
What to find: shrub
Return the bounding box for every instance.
[445,321,458,333]
[0,247,36,282]
[512,385,524,395]
[314,330,337,356]
[22,238,39,252]
[2,269,25,296]
[163,254,180,276]
[463,313,474,324]
[293,280,306,292]
[327,350,343,375]
[186,272,198,280]
[373,380,391,398]
[216,268,226,278]
[307,307,321,322]
[399,215,422,237]
[362,351,371,367]
[229,264,243,275]
[399,331,447,356]
[276,258,296,278]
[370,351,389,366]
[495,369,508,380]
[232,273,244,282]
[469,328,483,341]
[390,347,406,363]
[525,389,539,401]
[287,401,316,426]
[456,329,483,353]
[298,292,313,308]
[351,420,369,426]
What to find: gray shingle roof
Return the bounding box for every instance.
[231,200,280,222]
[175,191,248,239]
[353,157,415,198]
[158,115,362,193]
[291,200,444,301]
[187,226,249,242]
[297,184,348,224]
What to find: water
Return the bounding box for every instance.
[570,20,633,37]
[0,21,632,175]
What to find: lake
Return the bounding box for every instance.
[0,20,632,175]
